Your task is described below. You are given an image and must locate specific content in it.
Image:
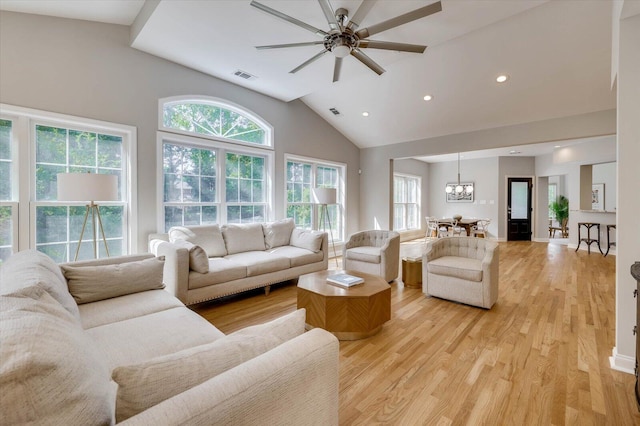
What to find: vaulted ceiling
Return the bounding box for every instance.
[0,0,617,149]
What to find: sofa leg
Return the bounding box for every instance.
[264,285,271,296]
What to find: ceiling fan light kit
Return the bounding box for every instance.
[250,0,443,82]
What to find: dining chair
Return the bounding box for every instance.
[449,219,466,237]
[425,217,439,240]
[471,219,491,238]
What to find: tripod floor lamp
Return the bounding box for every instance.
[57,172,118,261]
[312,187,339,267]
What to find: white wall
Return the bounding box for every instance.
[612,10,640,373]
[535,136,617,248]
[427,157,499,238]
[360,109,616,232]
[592,162,617,211]
[0,11,360,251]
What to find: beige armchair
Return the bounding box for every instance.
[423,237,499,309]
[342,230,400,282]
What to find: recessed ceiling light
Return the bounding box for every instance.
[423,95,433,101]
[362,111,369,117]
[554,145,561,148]
[496,74,509,83]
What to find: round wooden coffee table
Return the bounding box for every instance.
[297,270,391,340]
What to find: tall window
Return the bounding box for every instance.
[285,156,344,242]
[0,119,15,262]
[394,174,421,231]
[1,104,136,263]
[163,143,218,229]
[159,98,273,231]
[34,125,126,262]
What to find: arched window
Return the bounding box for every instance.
[161,97,273,147]
[158,97,274,231]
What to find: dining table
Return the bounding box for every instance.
[437,218,479,236]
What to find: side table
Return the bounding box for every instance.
[402,256,422,289]
[604,224,616,257]
[575,222,603,254]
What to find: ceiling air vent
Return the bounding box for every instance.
[329,108,340,116]
[233,70,256,80]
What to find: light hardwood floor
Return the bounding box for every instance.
[193,241,639,425]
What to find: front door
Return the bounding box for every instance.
[507,177,532,241]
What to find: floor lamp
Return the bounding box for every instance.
[57,172,118,261]
[312,187,339,268]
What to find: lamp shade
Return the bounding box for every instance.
[57,173,118,202]
[311,187,337,205]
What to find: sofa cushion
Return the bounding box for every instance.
[427,256,483,282]
[61,256,165,304]
[0,249,80,320]
[111,309,306,422]
[78,289,184,330]
[222,223,266,255]
[225,251,290,277]
[262,218,295,249]
[268,246,324,267]
[0,286,113,425]
[188,258,247,289]
[168,239,209,273]
[169,224,227,257]
[345,246,382,264]
[290,229,323,253]
[85,306,224,371]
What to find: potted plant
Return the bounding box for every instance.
[550,195,569,236]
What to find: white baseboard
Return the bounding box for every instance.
[609,347,635,375]
[532,238,549,243]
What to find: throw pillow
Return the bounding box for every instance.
[169,225,227,257]
[262,218,295,249]
[290,228,324,253]
[0,286,113,425]
[0,249,81,320]
[167,239,209,273]
[112,308,306,422]
[221,223,266,255]
[61,256,165,304]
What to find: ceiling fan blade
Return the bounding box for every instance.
[333,57,343,82]
[351,48,385,75]
[356,1,442,39]
[256,41,325,50]
[250,0,328,37]
[346,0,378,32]
[290,49,330,74]
[317,0,340,31]
[358,40,426,54]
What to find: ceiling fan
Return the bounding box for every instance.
[250,0,442,82]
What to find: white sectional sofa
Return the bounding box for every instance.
[149,219,329,305]
[0,249,339,425]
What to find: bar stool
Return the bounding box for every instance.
[604,224,616,257]
[575,222,602,254]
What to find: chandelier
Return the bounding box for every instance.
[445,153,474,199]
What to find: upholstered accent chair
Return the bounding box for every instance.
[423,237,499,309]
[342,230,400,282]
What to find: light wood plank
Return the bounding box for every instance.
[193,241,640,425]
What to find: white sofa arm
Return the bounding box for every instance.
[149,240,189,304]
[120,328,339,426]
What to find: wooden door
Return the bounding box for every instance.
[507,178,532,241]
